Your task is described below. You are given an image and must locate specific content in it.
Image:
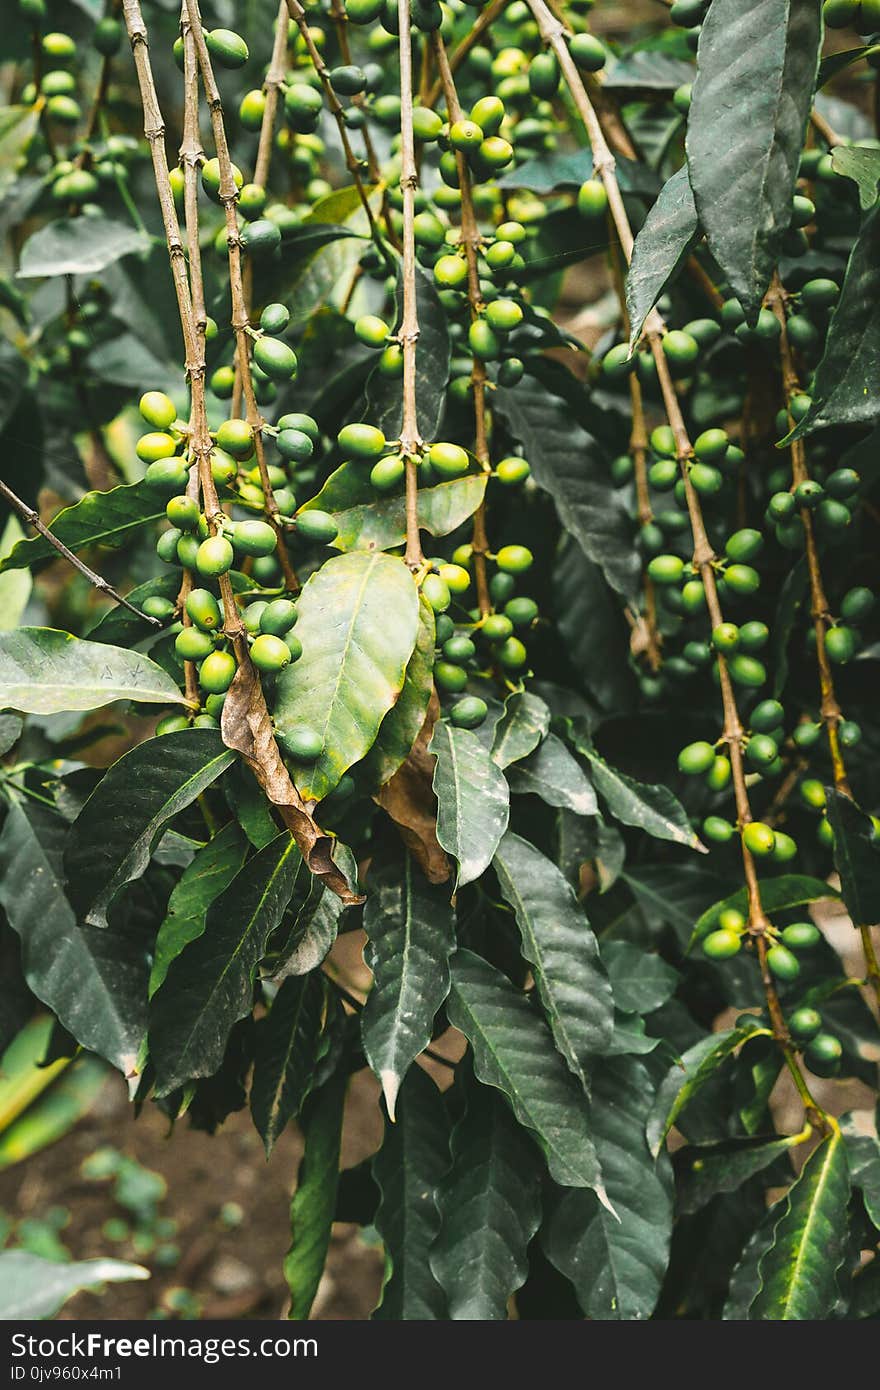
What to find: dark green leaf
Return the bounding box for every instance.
[18,216,150,278]
[750,1130,851,1319]
[430,723,509,887]
[274,552,419,802]
[372,1066,448,1320]
[791,203,880,437]
[251,973,327,1154]
[686,0,822,316]
[447,950,610,1199]
[602,941,678,1015]
[366,263,450,442]
[430,1065,543,1319]
[0,628,185,715]
[844,1129,880,1233]
[543,1059,674,1320]
[676,1133,802,1216]
[285,1070,347,1320]
[646,1020,772,1157]
[272,876,346,980]
[579,741,705,851]
[818,45,880,88]
[301,463,487,554]
[491,690,550,770]
[506,733,597,815]
[495,373,640,603]
[360,595,435,790]
[690,874,837,949]
[493,832,613,1082]
[149,823,248,996]
[0,482,165,574]
[832,144,880,210]
[65,730,234,929]
[149,832,301,1095]
[626,165,699,348]
[362,853,455,1118]
[722,1202,780,1319]
[553,542,636,715]
[0,799,149,1077]
[825,789,880,930]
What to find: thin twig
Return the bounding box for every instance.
[426,0,508,107]
[810,107,843,149]
[398,0,425,570]
[0,480,160,626]
[328,0,381,183]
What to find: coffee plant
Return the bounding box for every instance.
[0,0,878,1322]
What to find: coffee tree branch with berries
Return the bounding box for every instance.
[0,0,878,1322]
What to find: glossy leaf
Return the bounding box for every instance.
[272,875,347,981]
[491,690,550,770]
[0,628,185,715]
[626,165,699,348]
[274,551,419,802]
[18,215,150,278]
[251,973,327,1154]
[430,722,510,887]
[285,1071,347,1320]
[750,1130,851,1319]
[360,596,435,790]
[602,941,678,1015]
[543,1059,674,1320]
[0,1252,148,1320]
[578,741,705,852]
[372,1066,448,1320]
[0,799,149,1077]
[832,144,880,211]
[65,731,235,929]
[149,823,248,996]
[553,542,637,715]
[676,1134,802,1216]
[493,831,613,1082]
[362,853,455,1119]
[825,788,880,930]
[149,832,302,1095]
[0,482,165,573]
[646,1019,772,1157]
[686,0,822,316]
[301,464,487,554]
[506,733,597,815]
[690,874,837,949]
[844,1129,880,1233]
[447,950,610,1199]
[430,1065,543,1320]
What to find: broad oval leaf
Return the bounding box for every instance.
[149,832,302,1096]
[506,732,597,815]
[626,165,699,348]
[832,144,880,211]
[301,463,487,554]
[429,1063,543,1320]
[251,973,327,1154]
[491,690,550,769]
[750,1130,851,1320]
[274,551,419,802]
[825,789,880,931]
[65,730,235,929]
[0,481,165,573]
[493,831,613,1082]
[447,949,610,1200]
[543,1058,674,1321]
[362,853,455,1119]
[676,1133,802,1217]
[0,798,149,1077]
[18,215,150,278]
[0,628,185,715]
[602,941,678,1016]
[430,722,510,887]
[686,0,822,317]
[646,1019,772,1158]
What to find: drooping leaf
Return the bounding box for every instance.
[430,722,509,887]
[0,799,149,1077]
[149,832,302,1095]
[626,165,699,348]
[832,144,880,211]
[604,50,695,93]
[543,1059,674,1321]
[274,551,419,802]
[0,628,185,715]
[493,832,613,1082]
[844,1128,880,1233]
[495,372,640,603]
[686,0,822,316]
[360,595,435,790]
[722,1202,781,1320]
[676,1133,802,1216]
[18,215,150,278]
[491,690,550,770]
[825,788,880,930]
[0,1252,148,1320]
[301,463,487,554]
[818,44,880,88]
[0,106,40,212]
[272,875,347,981]
[689,874,837,949]
[430,1064,543,1320]
[149,823,249,996]
[0,482,165,573]
[601,941,678,1015]
[65,730,235,929]
[447,950,609,1199]
[251,973,327,1154]
[372,1066,449,1320]
[578,740,705,851]
[790,202,880,437]
[284,1070,347,1320]
[361,853,455,1119]
[366,262,450,442]
[506,733,597,815]
[750,1130,851,1320]
[646,1020,772,1158]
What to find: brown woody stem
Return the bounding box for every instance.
[398,0,425,570]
